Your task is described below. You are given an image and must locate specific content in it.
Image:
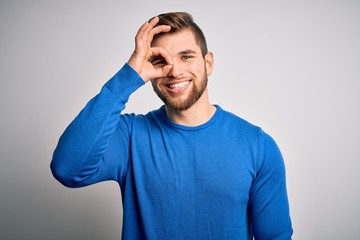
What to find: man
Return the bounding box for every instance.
[51,12,293,239]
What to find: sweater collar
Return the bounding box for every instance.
[155,104,223,131]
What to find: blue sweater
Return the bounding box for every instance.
[51,64,293,240]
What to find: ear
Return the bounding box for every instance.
[204,51,214,76]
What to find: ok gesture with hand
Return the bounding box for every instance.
[128,16,173,82]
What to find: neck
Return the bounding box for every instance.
[165,90,216,126]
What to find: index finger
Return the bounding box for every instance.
[150,47,173,66]
[135,16,160,42]
[145,16,171,45]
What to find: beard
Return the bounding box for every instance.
[152,74,208,112]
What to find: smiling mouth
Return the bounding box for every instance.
[166,80,191,90]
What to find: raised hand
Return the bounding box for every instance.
[127,16,173,82]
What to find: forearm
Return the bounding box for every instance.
[250,130,293,239]
[50,64,144,187]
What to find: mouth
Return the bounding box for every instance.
[165,80,191,92]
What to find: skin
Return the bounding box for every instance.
[128,16,215,126]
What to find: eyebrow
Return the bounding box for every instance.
[178,49,197,55]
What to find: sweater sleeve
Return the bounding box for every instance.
[249,130,293,240]
[50,64,144,188]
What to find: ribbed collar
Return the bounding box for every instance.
[153,105,223,131]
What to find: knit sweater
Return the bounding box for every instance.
[51,64,293,240]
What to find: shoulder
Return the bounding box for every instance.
[217,106,279,148]
[117,107,163,132]
[217,106,262,134]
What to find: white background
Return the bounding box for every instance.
[1,0,359,239]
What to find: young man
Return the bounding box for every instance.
[51,12,293,239]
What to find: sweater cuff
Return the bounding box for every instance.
[104,63,145,99]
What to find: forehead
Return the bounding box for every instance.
[152,29,201,54]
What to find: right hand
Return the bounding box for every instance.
[127,16,173,82]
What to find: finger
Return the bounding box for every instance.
[151,64,173,79]
[147,16,160,29]
[135,16,160,43]
[136,21,150,41]
[146,16,171,45]
[160,64,173,77]
[150,47,173,65]
[136,18,168,51]
[147,25,171,46]
[141,16,159,41]
[150,24,171,35]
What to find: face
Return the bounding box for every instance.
[151,29,213,111]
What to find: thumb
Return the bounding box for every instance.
[160,64,173,77]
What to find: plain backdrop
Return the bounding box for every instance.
[1,0,359,239]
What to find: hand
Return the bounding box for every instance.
[127,16,173,82]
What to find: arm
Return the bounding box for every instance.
[249,130,293,240]
[50,16,174,188]
[50,64,144,187]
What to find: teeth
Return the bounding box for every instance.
[168,81,189,89]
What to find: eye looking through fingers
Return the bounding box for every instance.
[150,56,167,67]
[150,47,173,66]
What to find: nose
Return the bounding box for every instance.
[168,60,184,78]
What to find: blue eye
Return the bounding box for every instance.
[182,55,192,60]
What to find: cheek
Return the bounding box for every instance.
[151,78,166,91]
[151,79,160,89]
[188,61,206,75]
